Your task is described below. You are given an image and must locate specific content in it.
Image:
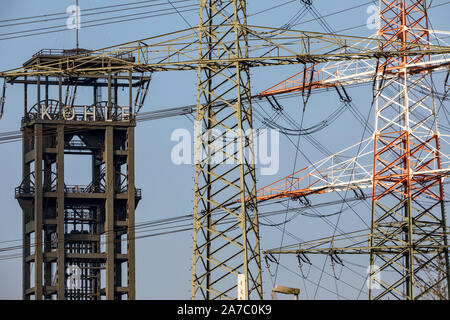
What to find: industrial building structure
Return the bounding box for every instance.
[12,50,150,299]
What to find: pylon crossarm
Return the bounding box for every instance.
[247,132,450,204]
[259,57,450,96]
[247,138,375,203]
[259,28,450,97]
[264,229,371,255]
[1,26,450,79]
[263,230,450,255]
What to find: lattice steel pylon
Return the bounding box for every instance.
[256,0,450,300]
[369,0,450,300]
[191,0,262,300]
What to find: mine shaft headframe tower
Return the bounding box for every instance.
[13,49,149,300]
[191,0,262,300]
[370,0,450,299]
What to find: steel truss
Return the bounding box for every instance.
[369,71,450,299]
[191,0,262,300]
[259,0,450,300]
[368,0,450,300]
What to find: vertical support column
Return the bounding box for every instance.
[113,76,118,110]
[34,124,43,299]
[105,126,115,299]
[56,125,65,299]
[128,71,133,120]
[402,70,415,299]
[58,75,62,119]
[95,206,103,300]
[44,231,52,298]
[114,233,122,296]
[126,127,136,299]
[24,76,28,115]
[93,82,97,106]
[107,74,112,120]
[45,76,49,110]
[22,131,30,300]
[42,129,52,298]
[37,75,41,118]
[22,219,31,299]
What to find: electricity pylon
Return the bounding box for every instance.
[191,0,262,300]
[2,0,450,300]
[369,0,450,300]
[257,0,450,300]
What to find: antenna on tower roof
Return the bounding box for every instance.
[76,0,79,50]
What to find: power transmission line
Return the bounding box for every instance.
[0,4,198,41]
[0,0,195,28]
[0,0,190,24]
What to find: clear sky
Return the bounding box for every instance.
[0,0,449,300]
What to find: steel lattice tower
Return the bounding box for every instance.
[191,0,263,300]
[252,0,450,300]
[369,0,450,299]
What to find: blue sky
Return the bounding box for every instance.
[0,0,449,300]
